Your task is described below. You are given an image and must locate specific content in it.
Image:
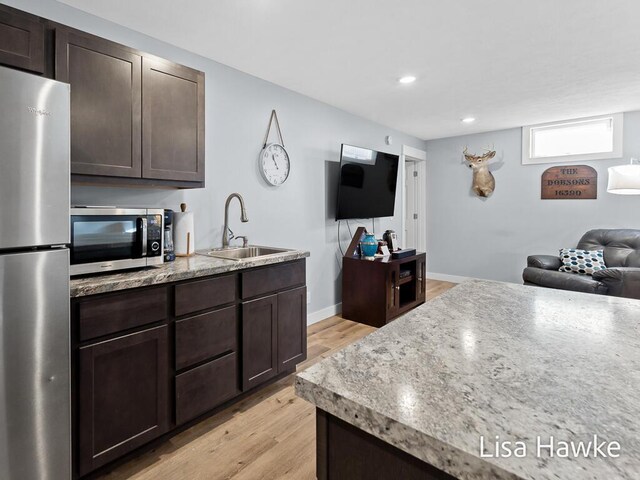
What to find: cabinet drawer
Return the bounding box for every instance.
[241,260,305,299]
[175,306,237,370]
[77,287,167,342]
[175,274,237,316]
[175,352,238,425]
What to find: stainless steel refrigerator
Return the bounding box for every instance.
[0,66,71,479]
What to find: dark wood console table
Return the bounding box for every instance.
[341,227,426,327]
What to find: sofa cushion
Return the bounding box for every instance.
[558,248,606,275]
[577,229,640,268]
[523,267,608,295]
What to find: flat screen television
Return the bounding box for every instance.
[335,144,399,220]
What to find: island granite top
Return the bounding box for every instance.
[295,280,640,480]
[70,249,309,297]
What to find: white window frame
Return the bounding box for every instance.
[521,113,623,165]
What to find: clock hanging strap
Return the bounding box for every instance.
[263,109,285,149]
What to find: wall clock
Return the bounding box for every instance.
[260,142,290,186]
[260,110,290,186]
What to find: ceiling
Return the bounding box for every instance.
[58,0,640,140]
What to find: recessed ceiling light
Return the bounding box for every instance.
[398,76,416,84]
[461,117,476,124]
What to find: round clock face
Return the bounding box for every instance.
[260,143,290,186]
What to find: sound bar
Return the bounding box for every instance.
[391,248,416,259]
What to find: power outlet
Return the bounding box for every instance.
[307,291,311,304]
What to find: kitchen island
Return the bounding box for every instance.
[295,280,640,479]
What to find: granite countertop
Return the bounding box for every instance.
[295,280,640,480]
[70,248,309,297]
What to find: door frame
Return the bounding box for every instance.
[400,145,427,251]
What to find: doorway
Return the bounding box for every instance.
[401,145,426,251]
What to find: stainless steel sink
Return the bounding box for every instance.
[197,246,290,261]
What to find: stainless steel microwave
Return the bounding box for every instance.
[70,207,164,275]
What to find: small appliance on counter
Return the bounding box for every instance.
[174,203,195,257]
[164,209,175,262]
[70,207,164,275]
[383,230,398,251]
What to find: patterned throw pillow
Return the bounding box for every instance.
[559,248,607,275]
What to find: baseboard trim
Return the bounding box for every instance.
[427,272,472,283]
[308,302,342,325]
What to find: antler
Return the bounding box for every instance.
[464,147,496,163]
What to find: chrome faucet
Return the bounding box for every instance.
[222,193,249,248]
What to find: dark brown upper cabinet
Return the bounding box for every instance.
[0,5,45,74]
[2,6,205,187]
[51,23,205,188]
[142,56,205,183]
[55,27,142,178]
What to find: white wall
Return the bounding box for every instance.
[10,0,427,319]
[425,111,640,283]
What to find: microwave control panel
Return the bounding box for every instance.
[147,214,163,256]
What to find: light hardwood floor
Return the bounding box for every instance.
[99,279,457,480]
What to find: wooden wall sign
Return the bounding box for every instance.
[541,165,597,199]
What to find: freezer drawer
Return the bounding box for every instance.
[0,249,70,480]
[0,66,70,249]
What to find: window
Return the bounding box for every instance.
[343,145,374,162]
[522,113,623,165]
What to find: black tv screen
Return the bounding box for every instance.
[335,144,399,220]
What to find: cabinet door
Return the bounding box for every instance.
[277,286,307,372]
[78,325,169,476]
[241,295,278,390]
[0,6,44,73]
[142,56,205,183]
[417,257,426,303]
[55,27,142,177]
[386,265,400,319]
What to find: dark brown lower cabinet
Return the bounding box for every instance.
[277,286,307,370]
[78,325,169,476]
[73,259,307,477]
[241,285,308,391]
[241,295,278,390]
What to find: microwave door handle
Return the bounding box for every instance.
[140,217,148,256]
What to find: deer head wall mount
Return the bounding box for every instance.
[463,147,496,198]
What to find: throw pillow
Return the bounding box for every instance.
[559,248,607,275]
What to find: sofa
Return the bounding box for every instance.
[523,229,640,300]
